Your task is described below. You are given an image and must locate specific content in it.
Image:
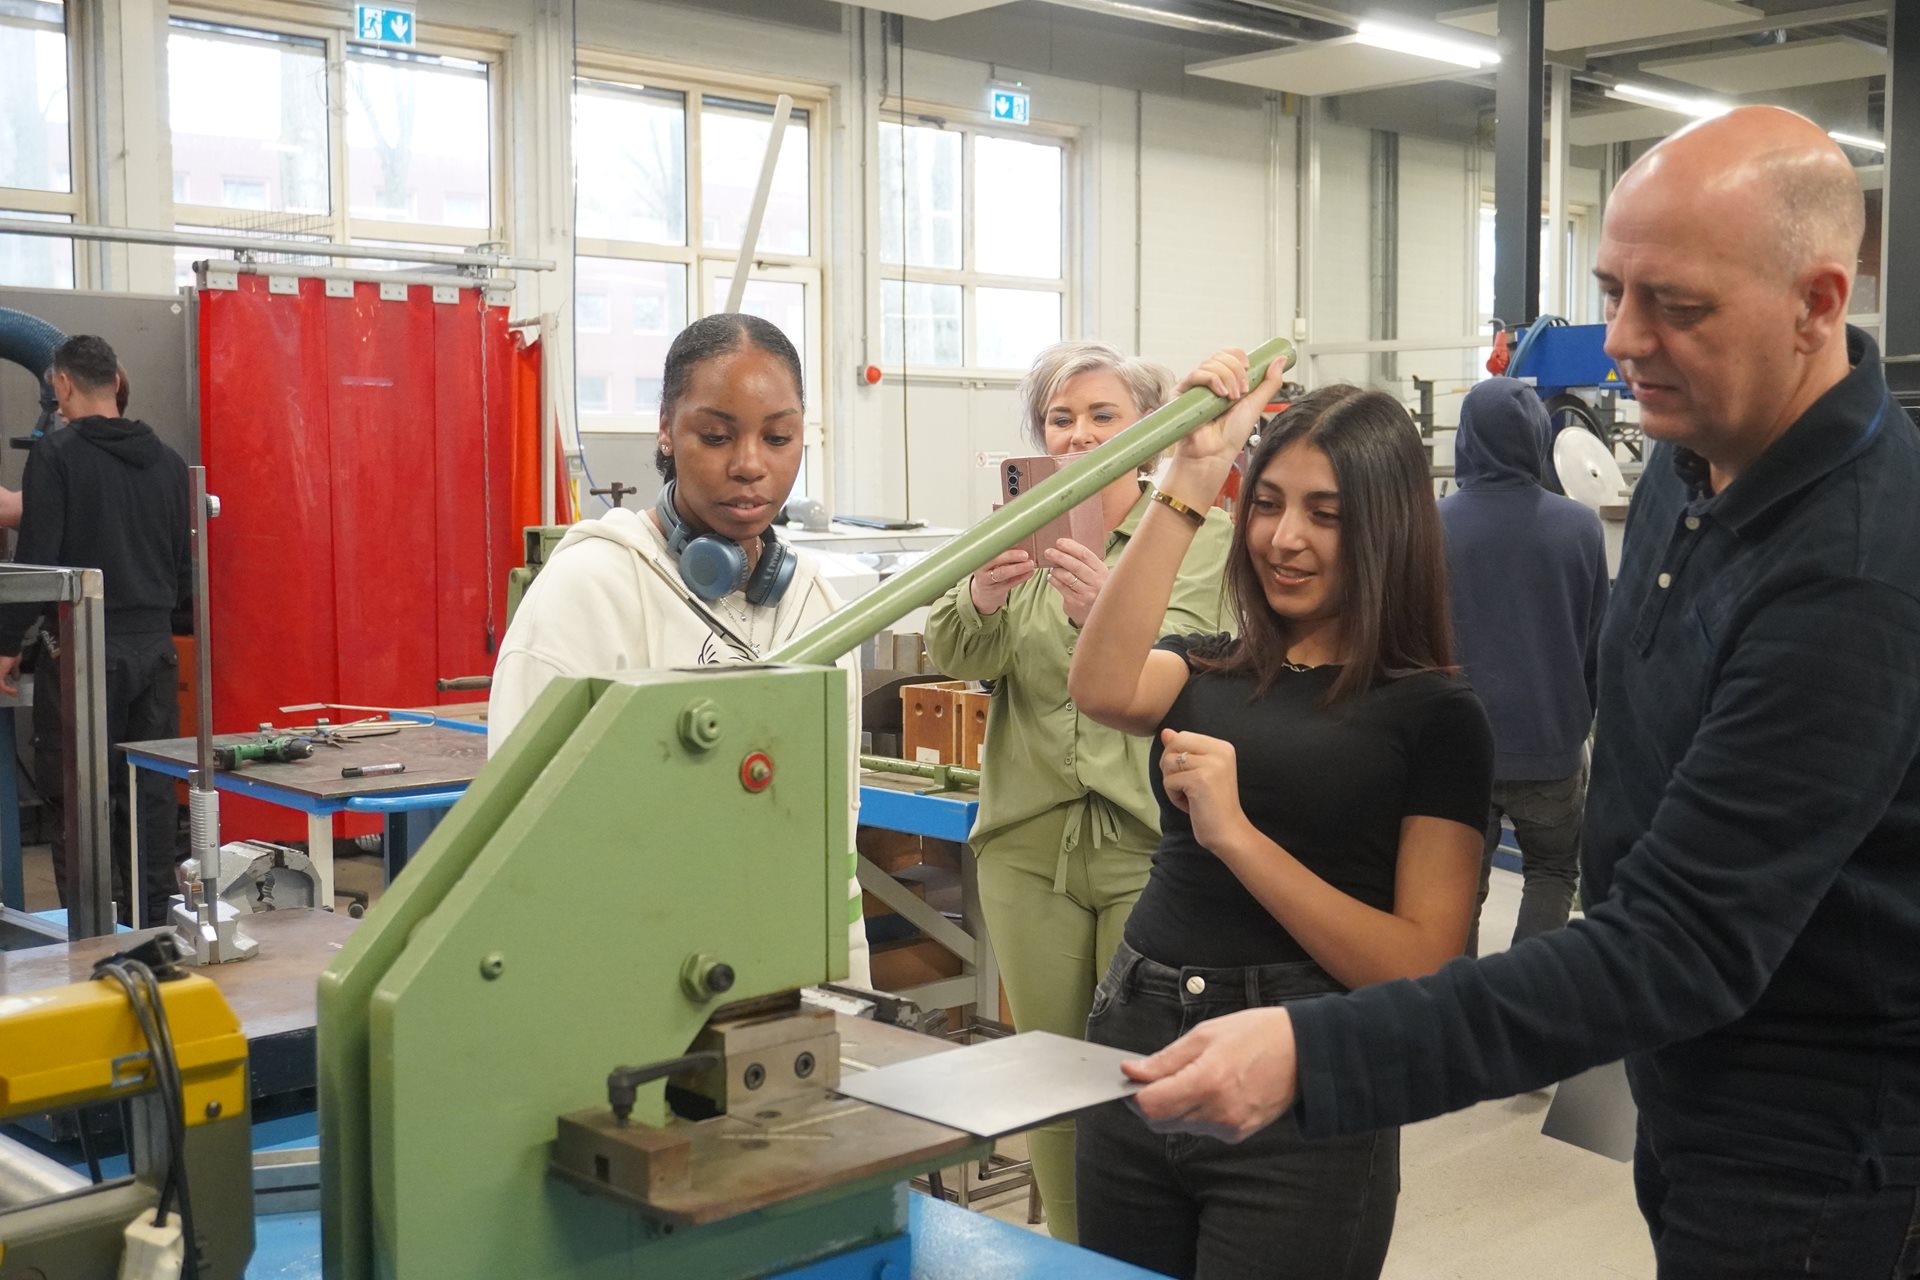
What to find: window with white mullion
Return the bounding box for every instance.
[572,66,826,453]
[880,116,1066,372]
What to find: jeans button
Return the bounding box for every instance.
[1184,975,1206,995]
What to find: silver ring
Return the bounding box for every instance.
[1175,751,1189,769]
[989,567,1000,584]
[1062,572,1077,587]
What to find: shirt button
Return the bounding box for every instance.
[1658,572,1672,589]
[1685,516,1700,531]
[1185,975,1206,995]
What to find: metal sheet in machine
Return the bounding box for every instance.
[835,1031,1141,1137]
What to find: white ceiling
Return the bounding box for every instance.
[1644,35,1886,94]
[1189,35,1468,97]
[840,0,1011,18]
[1441,0,1762,52]
[1566,105,1687,147]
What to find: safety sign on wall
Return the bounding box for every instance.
[354,4,417,46]
[989,88,1030,126]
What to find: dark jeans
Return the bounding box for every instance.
[1469,767,1586,956]
[1635,1122,1920,1278]
[36,632,182,926]
[1077,938,1399,1279]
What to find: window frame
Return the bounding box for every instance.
[570,52,832,495]
[0,0,87,286]
[166,1,509,257]
[876,97,1078,381]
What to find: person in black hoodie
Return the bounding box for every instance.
[0,335,190,926]
[1441,377,1609,954]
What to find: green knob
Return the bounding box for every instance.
[678,699,723,752]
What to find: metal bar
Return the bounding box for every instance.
[0,217,557,272]
[1304,335,1491,355]
[1887,3,1920,357]
[0,566,90,604]
[857,860,975,958]
[0,905,66,946]
[1546,65,1570,318]
[0,1131,89,1208]
[860,755,981,789]
[59,570,111,938]
[0,705,19,911]
[209,261,520,292]
[1493,0,1544,329]
[770,336,1294,667]
[724,94,795,314]
[187,467,223,942]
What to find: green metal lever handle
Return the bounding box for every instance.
[770,336,1294,668]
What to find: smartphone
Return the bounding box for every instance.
[999,453,1106,563]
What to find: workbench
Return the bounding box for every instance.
[118,721,484,923]
[0,907,350,1096]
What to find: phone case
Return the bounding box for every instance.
[999,453,1107,562]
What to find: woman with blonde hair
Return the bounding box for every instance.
[923,340,1234,1241]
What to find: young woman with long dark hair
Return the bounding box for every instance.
[1065,351,1493,1278]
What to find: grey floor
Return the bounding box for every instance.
[972,867,1655,1277]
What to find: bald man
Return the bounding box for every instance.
[1110,108,1920,1276]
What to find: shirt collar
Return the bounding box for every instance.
[1674,326,1892,533]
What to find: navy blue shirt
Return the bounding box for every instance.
[1291,329,1920,1187]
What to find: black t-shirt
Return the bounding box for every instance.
[1125,633,1495,970]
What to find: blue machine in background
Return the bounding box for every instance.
[1502,316,1643,466]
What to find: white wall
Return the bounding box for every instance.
[72,0,1562,513]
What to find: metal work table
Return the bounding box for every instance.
[0,907,352,1096]
[119,722,482,921]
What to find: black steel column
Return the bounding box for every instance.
[1493,0,1545,328]
[1885,2,1920,357]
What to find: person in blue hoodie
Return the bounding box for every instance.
[1441,377,1609,954]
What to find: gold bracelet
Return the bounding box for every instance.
[1149,486,1207,528]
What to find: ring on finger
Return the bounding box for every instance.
[1175,751,1189,769]
[989,567,1000,584]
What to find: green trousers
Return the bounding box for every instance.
[974,796,1156,1244]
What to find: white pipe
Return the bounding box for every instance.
[724,94,795,314]
[0,216,556,272]
[205,261,519,292]
[1546,65,1570,318]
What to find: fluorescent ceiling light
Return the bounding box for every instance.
[1355,20,1500,69]
[1828,129,1887,153]
[1604,81,1732,119]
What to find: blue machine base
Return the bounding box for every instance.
[246,1193,1161,1278]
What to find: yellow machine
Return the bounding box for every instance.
[0,940,253,1279]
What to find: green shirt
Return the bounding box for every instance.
[923,488,1236,851]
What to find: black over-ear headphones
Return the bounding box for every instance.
[654,480,795,606]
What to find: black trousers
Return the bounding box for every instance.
[36,632,182,926]
[1077,939,1400,1279]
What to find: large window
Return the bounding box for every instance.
[572,69,827,493]
[880,119,1068,372]
[167,12,501,286]
[0,0,78,286]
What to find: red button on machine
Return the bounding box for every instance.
[741,751,774,792]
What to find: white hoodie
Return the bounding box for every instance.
[488,507,871,986]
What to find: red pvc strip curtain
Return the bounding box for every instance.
[197,274,518,839]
